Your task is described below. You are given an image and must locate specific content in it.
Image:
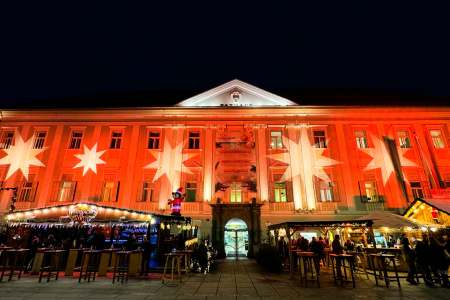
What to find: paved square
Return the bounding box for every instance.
[0,259,448,299]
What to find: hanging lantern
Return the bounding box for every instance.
[160,223,165,229]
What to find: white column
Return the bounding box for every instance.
[255,125,269,202]
[203,126,214,202]
[299,126,316,210]
[287,125,304,210]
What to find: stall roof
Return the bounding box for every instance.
[267,218,373,230]
[403,198,450,216]
[355,211,418,229]
[5,203,191,224]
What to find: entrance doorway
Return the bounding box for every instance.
[224,218,249,258]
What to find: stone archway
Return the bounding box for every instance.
[211,202,261,258]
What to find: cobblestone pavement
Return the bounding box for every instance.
[0,258,448,300]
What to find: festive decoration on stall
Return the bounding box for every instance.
[0,133,46,180]
[361,135,416,185]
[73,143,106,175]
[68,203,98,224]
[168,187,184,216]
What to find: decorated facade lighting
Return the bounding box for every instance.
[421,226,428,232]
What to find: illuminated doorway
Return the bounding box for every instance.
[224,218,248,258]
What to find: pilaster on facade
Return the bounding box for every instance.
[36,125,64,207]
[286,124,305,210]
[335,123,355,209]
[254,124,269,203]
[203,125,215,202]
[120,125,140,207]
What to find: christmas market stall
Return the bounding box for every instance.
[3,203,197,276]
[355,211,423,250]
[403,197,450,228]
[267,218,374,278]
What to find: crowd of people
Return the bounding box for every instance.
[402,233,450,287]
[276,231,450,288]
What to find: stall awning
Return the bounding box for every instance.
[403,198,450,227]
[267,218,373,230]
[355,211,418,229]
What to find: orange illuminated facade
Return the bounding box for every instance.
[1,80,450,237]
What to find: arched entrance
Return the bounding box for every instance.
[224,218,249,257]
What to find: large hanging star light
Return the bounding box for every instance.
[361,135,416,185]
[144,139,197,188]
[0,133,46,180]
[73,144,106,176]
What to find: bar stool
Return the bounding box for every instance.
[368,253,401,288]
[175,250,193,273]
[39,250,66,283]
[78,250,101,283]
[296,251,320,287]
[112,251,130,284]
[330,254,356,288]
[162,252,184,284]
[1,249,29,281]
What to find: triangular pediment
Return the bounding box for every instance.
[176,79,298,107]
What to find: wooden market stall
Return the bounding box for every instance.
[4,203,197,276]
[403,197,450,228]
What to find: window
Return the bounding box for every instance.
[410,182,424,199]
[58,179,76,202]
[430,129,445,149]
[185,182,197,202]
[69,131,83,149]
[18,176,38,202]
[270,130,283,149]
[110,131,122,149]
[313,130,327,148]
[100,181,119,202]
[273,182,287,202]
[33,131,46,149]
[188,131,200,149]
[147,131,160,149]
[230,182,242,203]
[397,131,411,148]
[317,181,334,202]
[0,131,14,149]
[364,181,378,202]
[355,130,369,149]
[139,181,154,202]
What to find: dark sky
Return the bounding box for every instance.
[1,2,449,108]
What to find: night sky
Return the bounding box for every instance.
[1,2,449,108]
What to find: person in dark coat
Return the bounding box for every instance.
[401,235,417,285]
[331,235,343,254]
[140,236,152,276]
[415,236,434,286]
[125,233,138,251]
[430,236,449,287]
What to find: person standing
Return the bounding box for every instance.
[140,236,152,276]
[415,235,434,286]
[401,235,417,285]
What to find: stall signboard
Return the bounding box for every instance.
[68,204,98,224]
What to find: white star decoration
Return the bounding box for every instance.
[0,133,46,180]
[268,128,340,182]
[73,144,106,176]
[145,139,196,189]
[361,135,416,185]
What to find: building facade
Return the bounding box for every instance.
[1,80,450,254]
